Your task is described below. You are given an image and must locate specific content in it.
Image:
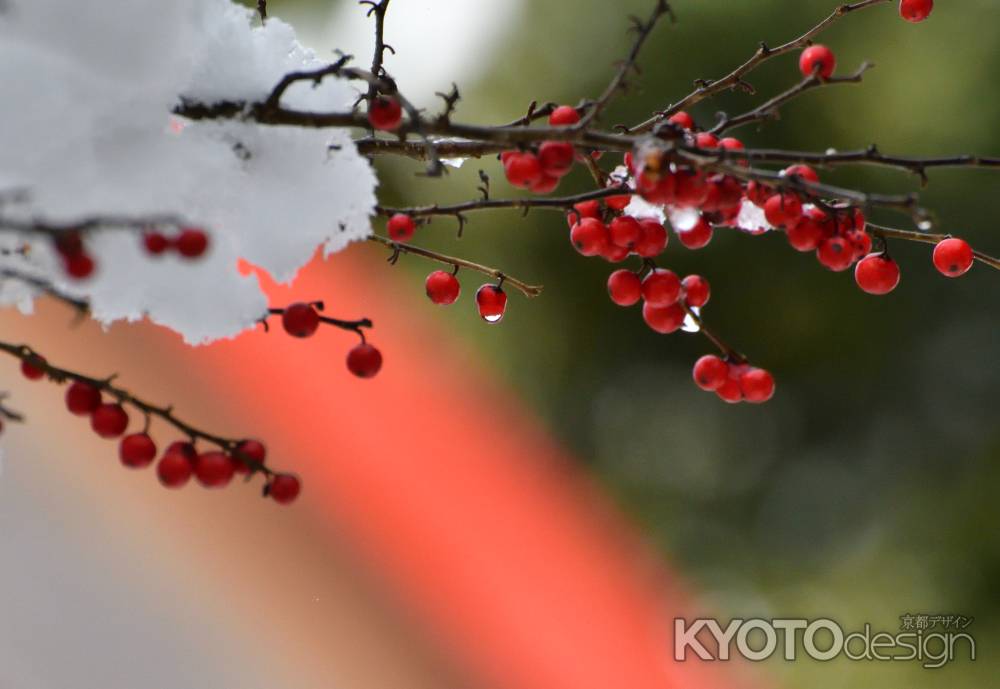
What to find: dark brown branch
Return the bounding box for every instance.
[679,302,746,363]
[711,61,874,135]
[265,304,373,341]
[368,235,543,298]
[628,0,891,133]
[0,394,24,423]
[0,268,90,316]
[0,212,190,239]
[868,224,1000,271]
[576,0,673,129]
[257,0,266,20]
[0,341,281,476]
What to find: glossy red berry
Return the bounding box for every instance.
[786,212,826,252]
[91,403,129,439]
[763,193,803,227]
[175,228,209,258]
[667,111,695,130]
[233,439,266,474]
[347,343,383,378]
[386,213,416,242]
[745,180,772,207]
[475,284,507,323]
[854,254,901,295]
[65,381,101,415]
[549,105,580,126]
[165,440,198,462]
[642,302,686,334]
[682,275,711,308]
[719,137,744,152]
[20,356,46,380]
[715,377,743,404]
[63,253,95,279]
[193,451,235,488]
[368,95,403,131]
[899,0,933,23]
[600,242,630,263]
[782,164,820,184]
[530,174,560,195]
[504,152,543,188]
[739,368,776,403]
[269,474,301,505]
[569,218,610,257]
[641,268,681,307]
[692,355,729,391]
[609,216,642,250]
[799,44,836,79]
[605,194,631,212]
[425,270,461,305]
[932,237,974,277]
[607,270,642,307]
[816,236,855,272]
[157,451,193,488]
[676,217,713,250]
[143,232,169,255]
[538,141,575,177]
[634,220,668,258]
[281,302,320,338]
[119,433,157,469]
[694,132,719,149]
[573,200,601,219]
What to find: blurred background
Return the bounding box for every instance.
[2,1,998,688]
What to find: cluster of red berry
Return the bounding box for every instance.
[692,355,775,404]
[279,302,383,377]
[18,356,299,503]
[498,106,583,194]
[142,227,210,260]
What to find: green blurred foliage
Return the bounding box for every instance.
[258,1,998,686]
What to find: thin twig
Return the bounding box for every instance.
[868,224,1000,271]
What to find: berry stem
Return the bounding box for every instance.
[679,302,747,364]
[265,307,372,340]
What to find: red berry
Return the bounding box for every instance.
[175,228,209,258]
[932,237,974,278]
[607,270,642,307]
[745,180,772,207]
[634,220,668,258]
[143,232,169,255]
[549,105,581,126]
[63,253,95,279]
[786,212,826,252]
[475,284,507,323]
[763,193,803,227]
[504,152,543,188]
[386,213,416,242]
[165,441,198,462]
[716,377,743,404]
[673,170,710,207]
[20,356,46,381]
[609,216,642,250]
[600,243,630,263]
[799,44,836,79]
[234,439,266,475]
[694,132,719,149]
[569,218,610,257]
[54,230,84,258]
[347,343,383,378]
[157,451,193,488]
[425,270,461,305]
[641,268,681,307]
[573,200,601,218]
[642,302,686,334]
[281,302,320,338]
[854,254,901,295]
[91,403,129,439]
[120,433,157,469]
[195,451,235,488]
[65,381,101,415]
[782,164,820,184]
[668,111,695,130]
[269,474,301,505]
[845,228,872,261]
[682,275,711,307]
[899,0,933,23]
[719,137,744,152]
[816,236,855,272]
[692,355,729,391]
[529,174,560,195]
[605,194,632,212]
[538,141,575,177]
[368,95,403,131]
[739,368,776,403]
[676,217,713,250]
